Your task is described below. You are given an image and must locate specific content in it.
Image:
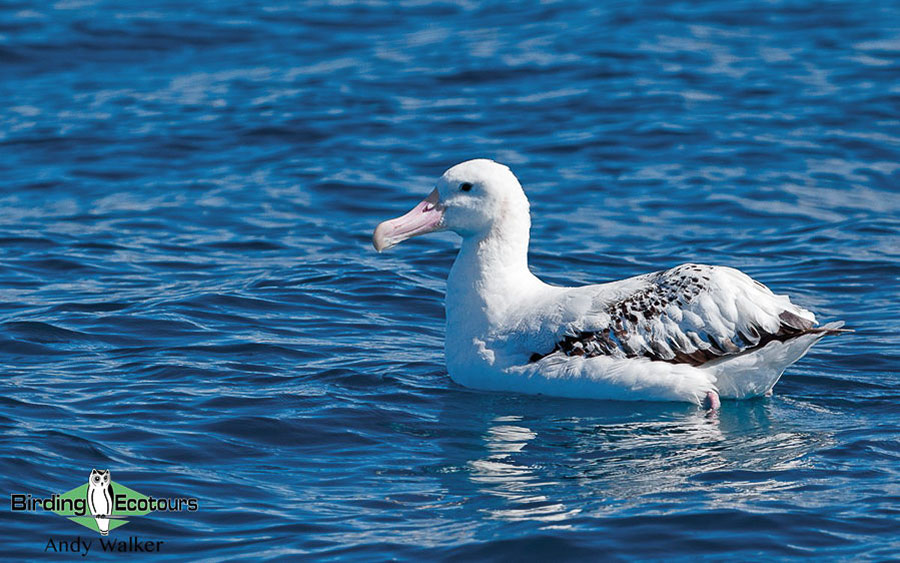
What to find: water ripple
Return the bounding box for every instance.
[0,0,897,560]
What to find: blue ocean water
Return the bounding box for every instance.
[0,0,898,559]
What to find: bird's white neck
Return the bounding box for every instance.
[446,209,543,327]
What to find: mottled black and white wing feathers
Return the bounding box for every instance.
[531,264,845,367]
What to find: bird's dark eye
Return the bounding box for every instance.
[460,182,473,192]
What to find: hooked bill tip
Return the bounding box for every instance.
[372,222,393,252]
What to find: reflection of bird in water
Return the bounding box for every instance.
[449,397,832,525]
[561,400,831,510]
[468,415,581,524]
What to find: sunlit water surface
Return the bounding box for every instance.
[0,1,898,560]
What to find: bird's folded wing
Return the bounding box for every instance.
[531,264,841,366]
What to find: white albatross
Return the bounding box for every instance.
[373,159,846,408]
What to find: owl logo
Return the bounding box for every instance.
[87,469,113,535]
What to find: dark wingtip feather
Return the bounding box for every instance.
[778,310,815,332]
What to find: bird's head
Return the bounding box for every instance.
[373,159,528,251]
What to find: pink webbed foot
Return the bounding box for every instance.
[703,391,721,410]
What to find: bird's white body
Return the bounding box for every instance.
[447,260,827,405]
[374,159,843,406]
